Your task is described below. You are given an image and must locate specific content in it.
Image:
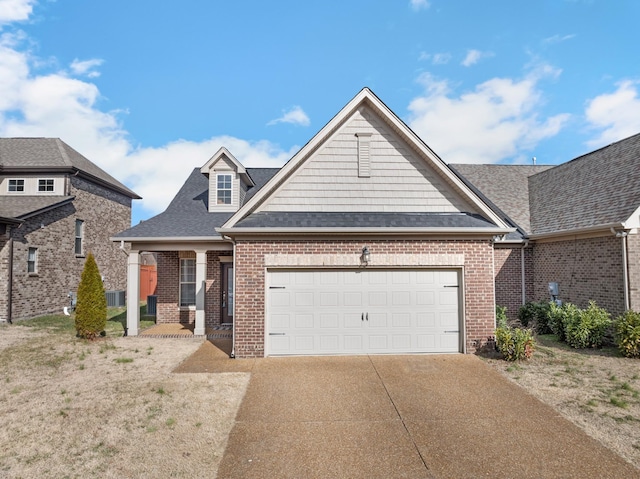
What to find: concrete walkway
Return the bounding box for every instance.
[213,354,639,479]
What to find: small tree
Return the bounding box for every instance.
[75,252,107,339]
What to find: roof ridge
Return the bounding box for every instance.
[54,138,74,167]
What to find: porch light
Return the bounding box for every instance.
[361,246,371,266]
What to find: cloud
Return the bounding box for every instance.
[418,52,451,65]
[584,80,640,147]
[409,0,430,11]
[461,49,494,67]
[407,69,570,164]
[0,15,293,220]
[542,34,576,46]
[267,105,310,127]
[70,58,104,78]
[0,0,35,25]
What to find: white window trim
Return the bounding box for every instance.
[27,247,37,274]
[75,219,84,256]
[8,179,25,193]
[179,258,196,307]
[38,178,55,193]
[216,173,233,205]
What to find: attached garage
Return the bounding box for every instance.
[266,269,462,356]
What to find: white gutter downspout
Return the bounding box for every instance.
[521,240,529,306]
[223,235,237,358]
[611,228,630,311]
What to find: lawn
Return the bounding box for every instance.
[0,310,249,479]
[483,334,640,469]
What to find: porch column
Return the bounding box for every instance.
[126,249,140,336]
[194,249,207,336]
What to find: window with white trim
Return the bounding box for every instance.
[179,258,196,307]
[217,174,232,205]
[27,247,37,274]
[38,179,54,192]
[75,219,84,256]
[8,179,24,192]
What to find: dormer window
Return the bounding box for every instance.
[38,179,54,192]
[217,174,232,205]
[8,179,24,192]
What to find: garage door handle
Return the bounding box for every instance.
[444,285,459,288]
[269,286,286,289]
[444,330,459,333]
[366,313,369,321]
[269,333,286,336]
[361,313,364,321]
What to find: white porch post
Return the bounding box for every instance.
[126,249,140,336]
[194,249,207,336]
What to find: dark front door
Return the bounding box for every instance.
[221,263,234,324]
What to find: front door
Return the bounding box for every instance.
[221,263,234,324]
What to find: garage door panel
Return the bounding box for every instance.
[267,269,461,356]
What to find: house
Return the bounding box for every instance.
[114,88,514,358]
[0,138,141,322]
[451,133,640,319]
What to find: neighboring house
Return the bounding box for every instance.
[115,88,513,358]
[452,132,640,319]
[0,138,140,322]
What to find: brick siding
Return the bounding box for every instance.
[1,176,131,321]
[533,235,626,316]
[493,246,534,321]
[626,232,640,313]
[233,239,496,358]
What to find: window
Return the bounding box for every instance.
[75,220,84,255]
[217,174,232,205]
[179,258,196,307]
[8,179,24,192]
[38,179,54,192]
[27,247,37,274]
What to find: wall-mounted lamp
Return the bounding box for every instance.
[361,246,371,266]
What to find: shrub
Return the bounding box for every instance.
[518,301,552,334]
[495,325,535,361]
[615,310,640,358]
[496,305,508,329]
[564,301,611,349]
[548,302,581,343]
[75,252,107,340]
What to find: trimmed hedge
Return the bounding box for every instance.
[75,252,107,339]
[615,310,640,358]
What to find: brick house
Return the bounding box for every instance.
[115,88,513,358]
[452,133,640,320]
[0,138,140,322]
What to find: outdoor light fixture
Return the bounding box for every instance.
[361,246,371,266]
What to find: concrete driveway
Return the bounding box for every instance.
[215,354,638,479]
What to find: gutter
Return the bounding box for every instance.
[529,222,624,240]
[611,228,631,311]
[7,237,13,323]
[217,226,516,236]
[521,240,529,306]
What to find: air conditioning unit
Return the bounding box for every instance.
[105,290,126,307]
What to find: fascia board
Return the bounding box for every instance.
[217,226,515,236]
[110,236,228,243]
[528,222,624,240]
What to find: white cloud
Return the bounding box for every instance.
[542,34,576,46]
[0,17,293,220]
[409,0,430,11]
[70,58,104,78]
[407,69,570,164]
[461,49,494,67]
[267,105,310,127]
[0,0,34,25]
[418,52,451,65]
[584,80,640,147]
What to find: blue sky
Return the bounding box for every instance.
[1,0,640,225]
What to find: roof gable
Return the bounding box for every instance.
[200,147,255,186]
[529,133,640,235]
[222,88,509,230]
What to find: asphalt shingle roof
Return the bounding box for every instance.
[0,196,74,219]
[233,211,497,229]
[114,167,279,239]
[449,164,553,237]
[529,133,640,235]
[0,138,140,199]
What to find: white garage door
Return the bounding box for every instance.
[266,269,461,356]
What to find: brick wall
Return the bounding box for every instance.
[7,176,131,321]
[493,246,534,321]
[156,251,229,328]
[0,236,9,320]
[233,239,496,358]
[533,235,625,316]
[627,232,640,312]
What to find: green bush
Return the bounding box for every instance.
[496,305,508,329]
[518,301,552,334]
[75,252,107,340]
[495,325,535,361]
[564,301,611,349]
[615,310,640,358]
[548,302,581,343]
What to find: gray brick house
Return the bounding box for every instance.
[0,138,140,322]
[452,132,640,319]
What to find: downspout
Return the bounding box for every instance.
[611,228,630,311]
[223,235,237,359]
[521,240,529,306]
[7,237,13,323]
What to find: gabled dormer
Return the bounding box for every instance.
[200,147,256,213]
